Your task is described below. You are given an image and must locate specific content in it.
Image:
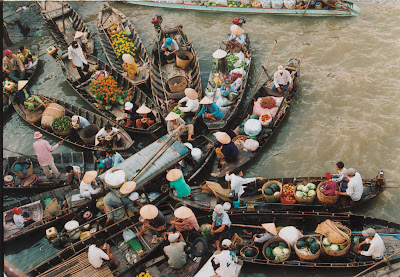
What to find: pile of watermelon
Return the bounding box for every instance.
[296,236,321,256]
[264,241,290,262]
[264,183,280,197]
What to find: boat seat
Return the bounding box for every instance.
[285,66,297,71]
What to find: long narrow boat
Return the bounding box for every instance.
[26,204,175,277]
[13,94,134,151]
[124,0,359,17]
[97,4,150,86]
[51,49,164,136]
[36,1,95,55]
[141,255,203,277]
[149,16,202,119]
[196,211,400,269]
[170,173,385,212]
[201,21,251,130]
[209,58,300,178]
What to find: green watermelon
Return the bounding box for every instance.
[269,242,278,249]
[279,241,288,248]
[245,247,255,257]
[339,244,346,250]
[249,114,259,119]
[240,121,246,128]
[264,188,273,196]
[264,246,272,257]
[296,240,306,248]
[310,242,320,254]
[270,183,280,192]
[239,127,246,135]
[306,237,316,246]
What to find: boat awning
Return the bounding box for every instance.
[99,135,189,189]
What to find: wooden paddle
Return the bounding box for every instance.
[301,0,313,17]
[353,250,400,277]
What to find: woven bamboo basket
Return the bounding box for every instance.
[79,124,99,145]
[12,159,33,179]
[262,180,282,203]
[41,103,65,129]
[320,223,351,257]
[167,76,188,100]
[240,245,259,259]
[294,235,321,261]
[262,237,291,263]
[294,181,317,204]
[316,181,339,206]
[176,50,193,70]
[52,125,71,136]
[104,168,126,189]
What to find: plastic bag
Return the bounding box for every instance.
[231,78,242,90]
[260,0,272,8]
[244,139,259,152]
[278,226,303,247]
[230,68,246,76]
[104,170,126,188]
[123,229,136,243]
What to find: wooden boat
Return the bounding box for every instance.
[124,0,359,17]
[355,252,400,277]
[170,174,386,212]
[209,58,300,178]
[12,94,134,151]
[201,22,251,130]
[149,17,202,119]
[36,1,95,55]
[3,185,93,244]
[97,4,150,86]
[141,255,203,277]
[52,49,164,136]
[196,211,400,269]
[25,204,175,277]
[194,254,243,277]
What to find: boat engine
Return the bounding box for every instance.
[232,17,246,27]
[151,15,163,30]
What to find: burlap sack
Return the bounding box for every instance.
[41,103,65,130]
[44,198,62,217]
[315,219,351,245]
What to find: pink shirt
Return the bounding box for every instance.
[175,214,200,232]
[33,139,59,165]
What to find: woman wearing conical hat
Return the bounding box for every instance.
[225,25,251,58]
[177,88,199,116]
[194,96,223,122]
[166,111,194,142]
[135,104,155,129]
[16,80,43,111]
[135,204,167,237]
[122,54,140,79]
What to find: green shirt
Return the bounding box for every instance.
[163,241,187,269]
[170,176,191,197]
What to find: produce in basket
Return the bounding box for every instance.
[271,245,290,261]
[296,183,316,199]
[172,106,184,118]
[52,115,71,133]
[296,236,321,255]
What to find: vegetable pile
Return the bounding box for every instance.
[296,237,321,256]
[52,115,71,133]
[88,76,126,110]
[111,32,137,57]
[322,237,347,252]
[172,106,184,118]
[212,54,239,73]
[264,183,280,197]
[295,183,316,199]
[281,184,296,203]
[264,241,290,262]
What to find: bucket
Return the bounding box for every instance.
[315,2,322,8]
[176,50,193,70]
[4,175,14,186]
[167,76,188,99]
[64,220,80,240]
[79,124,100,145]
[191,148,202,163]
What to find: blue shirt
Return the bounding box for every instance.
[111,152,124,167]
[77,116,90,128]
[103,190,137,219]
[212,211,231,227]
[196,103,223,119]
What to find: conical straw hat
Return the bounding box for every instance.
[261,223,277,235]
[166,169,183,182]
[120,181,136,195]
[136,105,152,114]
[212,49,227,59]
[140,204,159,220]
[82,171,97,184]
[199,96,213,105]
[122,54,135,64]
[230,25,243,36]
[74,31,84,39]
[214,132,231,144]
[184,88,198,100]
[18,80,28,90]
[165,112,180,121]
[174,206,193,219]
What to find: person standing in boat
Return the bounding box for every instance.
[213,49,229,80]
[135,205,167,237]
[74,31,88,53]
[178,88,200,118]
[12,207,35,229]
[106,149,124,167]
[95,123,121,148]
[68,41,90,80]
[122,54,140,79]
[161,37,180,69]
[211,239,238,277]
[80,171,103,199]
[355,228,385,262]
[210,204,231,252]
[65,165,82,185]
[330,161,348,192]
[33,132,62,179]
[225,170,264,198]
[88,239,119,269]
[166,112,195,142]
[163,232,188,269]
[16,80,43,111]
[335,168,363,201]
[3,49,25,82]
[213,132,239,169]
[135,105,155,129]
[229,25,246,45]
[194,96,224,122]
[272,65,293,93]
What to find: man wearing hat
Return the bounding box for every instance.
[161,37,180,69]
[166,112,195,142]
[272,65,293,93]
[212,49,229,79]
[211,239,238,277]
[225,25,251,59]
[68,40,90,80]
[3,49,25,82]
[214,132,239,168]
[355,228,385,262]
[210,204,232,252]
[169,206,199,238]
[71,115,90,130]
[80,171,103,199]
[16,80,43,111]
[136,204,167,237]
[33,132,63,179]
[163,232,188,269]
[178,88,200,116]
[74,31,88,52]
[135,105,155,129]
[122,54,140,79]
[194,96,224,122]
[167,169,191,197]
[335,168,363,201]
[12,207,35,229]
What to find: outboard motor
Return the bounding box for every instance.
[232,17,246,27]
[151,15,163,30]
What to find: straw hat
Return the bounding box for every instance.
[18,80,28,90]
[199,96,213,105]
[212,49,227,59]
[165,112,180,121]
[33,131,42,139]
[74,31,84,39]
[140,204,159,220]
[174,206,193,219]
[120,181,136,195]
[125,102,133,111]
[82,171,97,184]
[214,132,231,144]
[184,88,198,100]
[166,169,183,182]
[278,65,284,73]
[261,223,277,235]
[122,54,135,64]
[136,105,152,114]
[230,25,243,36]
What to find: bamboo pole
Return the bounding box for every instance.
[354,251,400,277]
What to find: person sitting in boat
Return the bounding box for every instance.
[106,149,124,167]
[214,132,239,168]
[228,25,246,45]
[71,115,90,131]
[213,49,229,80]
[96,151,112,173]
[68,41,90,80]
[16,80,43,111]
[3,49,25,82]
[17,46,37,66]
[95,123,121,148]
[12,207,35,229]
[80,171,103,199]
[211,204,231,252]
[355,228,385,262]
[194,96,224,122]
[122,54,140,79]
[163,232,188,269]
[243,223,278,245]
[168,206,199,239]
[220,79,240,102]
[135,204,167,237]
[273,65,293,93]
[330,161,348,192]
[135,105,155,129]
[296,0,307,9]
[211,239,238,277]
[88,239,119,269]
[161,37,180,69]
[278,226,303,247]
[74,31,88,53]
[178,88,200,117]
[225,39,251,59]
[24,54,36,70]
[335,168,363,201]
[65,165,82,185]
[225,170,264,199]
[167,169,191,198]
[166,112,195,142]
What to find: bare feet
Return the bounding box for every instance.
[187,137,195,142]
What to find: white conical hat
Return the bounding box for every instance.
[18,80,28,90]
[184,88,198,100]
[120,181,136,195]
[136,105,152,114]
[82,171,97,184]
[214,132,231,144]
[140,204,159,220]
[122,54,135,64]
[174,206,193,219]
[212,49,227,59]
[261,223,277,235]
[166,169,183,182]
[199,96,213,105]
[165,112,180,121]
[230,25,243,36]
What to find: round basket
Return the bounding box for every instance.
[316,181,339,206]
[52,125,71,136]
[167,76,188,99]
[262,237,291,263]
[79,124,100,145]
[294,235,321,261]
[262,181,282,203]
[294,182,317,204]
[320,236,351,257]
[176,50,193,70]
[232,135,249,151]
[104,168,127,189]
[240,245,259,259]
[12,159,33,179]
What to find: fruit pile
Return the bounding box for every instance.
[295,183,316,199]
[264,241,290,262]
[172,106,184,118]
[264,183,280,197]
[296,237,321,255]
[88,76,126,110]
[281,184,296,203]
[322,237,347,252]
[111,32,136,57]
[52,115,71,133]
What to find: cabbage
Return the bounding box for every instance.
[282,248,290,255]
[302,186,309,193]
[308,190,316,197]
[297,184,304,191]
[307,183,316,190]
[322,237,331,246]
[272,247,283,256]
[295,191,304,198]
[330,244,339,251]
[273,191,280,197]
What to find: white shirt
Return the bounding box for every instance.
[346,172,363,201]
[332,167,347,183]
[278,226,303,247]
[273,70,293,88]
[80,181,101,199]
[361,233,385,260]
[178,97,199,113]
[95,127,120,140]
[88,245,109,268]
[72,166,81,175]
[13,214,25,229]
[225,173,256,197]
[68,44,87,67]
[213,250,238,277]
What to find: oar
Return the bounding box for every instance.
[353,251,400,277]
[231,223,264,229]
[301,0,313,17]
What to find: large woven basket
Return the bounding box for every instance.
[294,181,317,204]
[294,235,321,261]
[41,103,65,130]
[262,237,291,263]
[262,180,282,203]
[79,124,99,145]
[240,245,259,259]
[104,168,127,189]
[176,50,193,70]
[320,222,351,257]
[316,181,339,206]
[12,159,33,179]
[167,76,188,99]
[52,125,71,136]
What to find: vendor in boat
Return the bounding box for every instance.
[229,25,245,45]
[355,228,385,262]
[211,204,232,252]
[225,38,251,59]
[214,132,239,168]
[16,80,43,111]
[278,226,303,247]
[330,161,348,192]
[166,169,191,198]
[161,37,180,70]
[135,104,155,129]
[220,79,239,102]
[211,239,238,277]
[273,65,293,93]
[122,54,140,79]
[74,31,88,53]
[3,49,25,82]
[213,49,229,80]
[95,123,121,148]
[17,46,37,66]
[80,171,103,199]
[33,132,63,179]
[225,169,264,199]
[71,115,90,130]
[65,165,82,185]
[168,206,200,238]
[135,204,167,237]
[163,232,188,269]
[68,40,90,80]
[88,239,119,269]
[12,207,35,229]
[178,88,200,116]
[243,223,278,244]
[194,96,224,122]
[96,151,112,173]
[296,0,307,9]
[106,149,124,167]
[166,111,195,142]
[335,168,363,201]
[122,101,136,127]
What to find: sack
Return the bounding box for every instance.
[315,220,351,245]
[123,229,136,243]
[44,198,62,216]
[41,103,65,130]
[231,78,242,91]
[104,169,126,188]
[96,197,105,211]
